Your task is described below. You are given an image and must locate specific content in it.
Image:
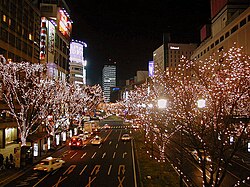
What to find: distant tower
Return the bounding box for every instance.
[102,63,116,103]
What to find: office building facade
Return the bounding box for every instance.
[191,0,250,61]
[69,40,87,85]
[0,0,41,63]
[153,43,197,75]
[38,0,72,81]
[102,64,116,103]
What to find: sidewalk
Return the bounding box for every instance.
[0,143,66,187]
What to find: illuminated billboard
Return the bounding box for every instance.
[148,61,154,77]
[48,21,55,54]
[58,9,72,39]
[40,17,47,60]
[70,42,84,64]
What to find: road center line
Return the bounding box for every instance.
[113,152,116,159]
[116,144,118,148]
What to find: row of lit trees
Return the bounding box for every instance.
[0,60,103,146]
[121,46,249,187]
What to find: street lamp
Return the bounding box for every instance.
[197,98,206,109]
[157,98,167,109]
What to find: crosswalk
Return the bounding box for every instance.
[103,125,139,129]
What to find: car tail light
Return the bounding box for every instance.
[77,142,80,146]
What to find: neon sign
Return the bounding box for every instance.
[58,9,72,38]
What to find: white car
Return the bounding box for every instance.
[121,134,132,141]
[91,136,102,145]
[33,157,65,172]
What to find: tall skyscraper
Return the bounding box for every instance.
[102,64,116,103]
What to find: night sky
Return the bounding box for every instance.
[66,0,211,85]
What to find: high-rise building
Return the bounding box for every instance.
[153,43,197,75]
[69,40,87,86]
[0,0,41,63]
[38,0,73,81]
[191,0,250,61]
[102,64,116,103]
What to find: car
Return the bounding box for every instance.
[69,135,85,149]
[78,134,87,141]
[91,136,103,145]
[121,134,132,141]
[33,157,65,172]
[84,131,91,138]
[191,149,211,163]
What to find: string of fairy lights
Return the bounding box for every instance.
[117,46,249,187]
[0,61,103,147]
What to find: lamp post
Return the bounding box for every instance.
[157,98,167,109]
[197,98,206,109]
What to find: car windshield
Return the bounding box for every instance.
[40,161,49,165]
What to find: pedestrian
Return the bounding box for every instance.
[9,153,14,168]
[0,153,4,170]
[5,156,9,169]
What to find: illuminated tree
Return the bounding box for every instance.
[123,46,250,186]
[169,46,250,187]
[0,61,53,146]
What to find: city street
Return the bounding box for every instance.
[4,124,139,187]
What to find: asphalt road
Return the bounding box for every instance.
[165,133,250,187]
[4,124,139,187]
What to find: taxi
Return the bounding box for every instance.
[33,157,65,172]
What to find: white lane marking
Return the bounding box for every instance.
[118,130,123,141]
[63,165,76,175]
[102,152,106,158]
[109,141,112,145]
[99,144,102,148]
[104,130,112,141]
[33,173,50,187]
[70,152,77,159]
[79,165,87,175]
[131,140,138,187]
[116,144,118,149]
[108,165,112,175]
[91,152,97,159]
[81,153,87,159]
[123,152,127,158]
[113,152,116,159]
